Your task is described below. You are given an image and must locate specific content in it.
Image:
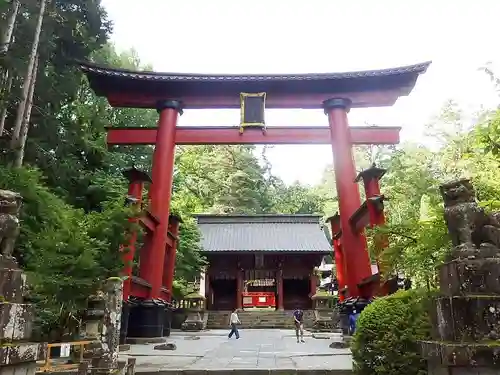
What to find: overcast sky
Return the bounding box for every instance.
[101,0,500,184]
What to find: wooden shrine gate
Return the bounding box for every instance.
[79,60,431,338]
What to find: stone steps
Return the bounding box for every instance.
[207,310,315,329]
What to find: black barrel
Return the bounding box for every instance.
[163,303,173,337]
[120,299,137,344]
[127,299,165,338]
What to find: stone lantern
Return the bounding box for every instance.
[311,292,337,332]
[180,293,207,331]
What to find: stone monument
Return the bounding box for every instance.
[82,277,133,374]
[420,179,500,374]
[0,190,46,375]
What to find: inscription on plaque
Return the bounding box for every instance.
[246,279,275,287]
[239,92,266,133]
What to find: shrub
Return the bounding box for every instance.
[351,289,433,375]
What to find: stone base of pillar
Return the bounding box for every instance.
[127,299,165,338]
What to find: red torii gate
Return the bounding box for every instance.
[327,163,390,300]
[80,60,430,338]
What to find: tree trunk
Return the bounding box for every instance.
[0,69,13,136]
[12,54,38,167]
[9,0,47,150]
[0,0,20,55]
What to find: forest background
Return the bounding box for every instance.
[1,0,500,339]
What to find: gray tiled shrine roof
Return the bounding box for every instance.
[195,214,331,253]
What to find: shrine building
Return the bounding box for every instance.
[196,214,331,311]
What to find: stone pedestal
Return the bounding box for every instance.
[0,190,47,375]
[420,179,500,374]
[0,255,46,375]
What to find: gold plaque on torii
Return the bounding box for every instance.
[239,92,266,134]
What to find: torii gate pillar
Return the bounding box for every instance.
[141,100,183,299]
[323,98,372,297]
[356,164,389,295]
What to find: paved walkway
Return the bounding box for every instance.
[120,329,353,374]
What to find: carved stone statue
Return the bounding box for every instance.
[0,189,22,259]
[439,178,500,260]
[440,179,484,247]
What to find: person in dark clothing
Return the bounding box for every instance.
[293,308,305,343]
[348,309,360,335]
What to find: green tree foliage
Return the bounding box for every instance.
[358,97,500,288]
[0,165,133,339]
[352,290,433,375]
[365,144,450,287]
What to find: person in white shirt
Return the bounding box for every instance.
[228,308,241,339]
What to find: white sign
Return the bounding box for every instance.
[60,344,71,358]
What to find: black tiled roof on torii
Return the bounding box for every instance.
[195,214,331,253]
[79,61,430,83]
[78,60,431,109]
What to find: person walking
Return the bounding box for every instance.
[293,308,305,343]
[228,308,241,339]
[349,308,360,335]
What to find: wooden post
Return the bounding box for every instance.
[163,215,181,301]
[355,164,389,295]
[121,167,151,301]
[236,270,243,310]
[309,273,318,297]
[333,238,346,301]
[205,273,211,309]
[276,268,284,310]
